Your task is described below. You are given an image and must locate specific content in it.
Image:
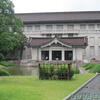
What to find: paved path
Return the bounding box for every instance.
[64,74,100,100]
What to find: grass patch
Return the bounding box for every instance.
[0,61,16,67]
[0,74,94,100]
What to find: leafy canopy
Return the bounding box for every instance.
[0,0,26,54]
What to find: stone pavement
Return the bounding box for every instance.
[64,74,100,100]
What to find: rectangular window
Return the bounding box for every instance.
[35,25,40,31]
[80,24,86,30]
[97,24,100,29]
[27,26,32,32]
[88,24,95,30]
[67,24,74,30]
[46,25,53,30]
[41,51,49,60]
[65,51,73,60]
[52,51,62,60]
[90,46,95,57]
[56,25,63,30]
[68,34,73,37]
[46,34,52,37]
[89,37,95,45]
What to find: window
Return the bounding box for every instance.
[41,51,49,60]
[67,24,74,30]
[46,34,52,37]
[88,24,95,30]
[52,51,62,60]
[65,51,73,60]
[89,37,95,45]
[27,26,32,32]
[97,24,100,29]
[55,34,62,38]
[35,25,40,31]
[46,25,52,30]
[68,33,73,37]
[80,24,86,30]
[56,25,63,30]
[90,46,95,57]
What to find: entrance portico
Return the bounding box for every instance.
[28,37,88,61]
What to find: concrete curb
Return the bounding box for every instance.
[62,73,98,100]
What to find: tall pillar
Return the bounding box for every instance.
[49,49,52,61]
[62,49,64,61]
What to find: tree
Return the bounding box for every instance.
[0,0,26,58]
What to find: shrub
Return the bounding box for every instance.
[82,63,95,70]
[0,65,5,69]
[72,67,80,74]
[0,53,4,61]
[39,63,74,80]
[89,64,100,73]
[0,61,16,67]
[0,68,10,76]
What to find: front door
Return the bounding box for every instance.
[52,51,62,60]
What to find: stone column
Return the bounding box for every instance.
[62,49,64,61]
[49,49,52,61]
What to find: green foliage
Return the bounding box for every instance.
[0,61,15,67]
[82,63,96,70]
[0,65,5,68]
[82,63,100,73]
[0,0,26,56]
[72,67,80,74]
[0,53,4,61]
[39,63,74,80]
[0,68,10,76]
[89,64,100,73]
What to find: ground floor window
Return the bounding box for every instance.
[52,51,62,60]
[41,51,49,60]
[65,51,73,60]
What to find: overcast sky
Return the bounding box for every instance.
[11,0,100,13]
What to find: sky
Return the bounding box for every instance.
[11,0,100,13]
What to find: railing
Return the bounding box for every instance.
[24,29,100,35]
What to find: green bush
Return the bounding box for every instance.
[72,67,80,74]
[0,68,10,76]
[0,53,4,61]
[0,65,5,69]
[82,63,95,70]
[89,64,100,73]
[39,63,74,80]
[0,61,15,67]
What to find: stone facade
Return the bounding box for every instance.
[16,11,100,61]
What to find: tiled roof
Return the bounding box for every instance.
[28,37,88,48]
[16,11,100,23]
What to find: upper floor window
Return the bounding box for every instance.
[26,26,32,32]
[67,24,74,30]
[35,25,40,31]
[80,24,86,30]
[88,24,95,30]
[97,24,100,29]
[56,25,63,30]
[68,33,74,37]
[55,34,62,38]
[46,25,53,30]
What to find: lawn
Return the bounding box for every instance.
[0,74,94,100]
